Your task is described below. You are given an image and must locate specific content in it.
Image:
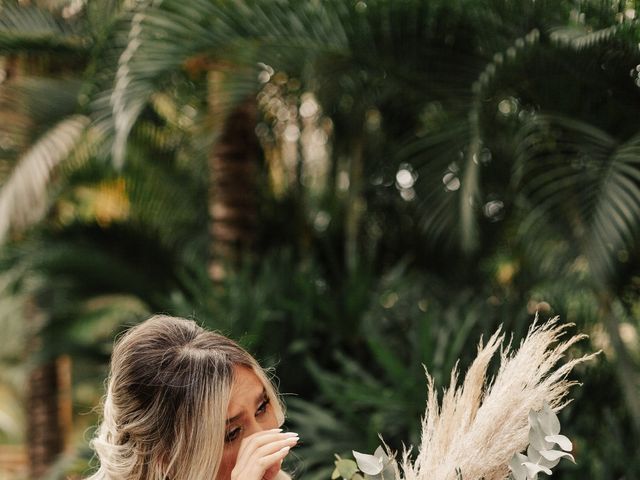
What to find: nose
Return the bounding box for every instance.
[243,409,279,439]
[244,417,267,437]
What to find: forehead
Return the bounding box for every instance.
[227,366,265,412]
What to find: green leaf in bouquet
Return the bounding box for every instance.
[333,457,359,480]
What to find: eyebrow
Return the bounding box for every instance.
[226,388,268,425]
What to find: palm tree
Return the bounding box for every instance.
[2,0,640,477]
[103,0,595,262]
[0,2,191,476]
[497,27,640,431]
[106,0,640,433]
[0,3,95,475]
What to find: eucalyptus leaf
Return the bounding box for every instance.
[522,461,552,478]
[527,444,560,469]
[536,403,561,435]
[544,434,573,452]
[353,450,384,475]
[509,452,530,480]
[334,458,359,479]
[528,421,553,452]
[538,449,576,463]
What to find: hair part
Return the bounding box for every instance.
[87,315,284,480]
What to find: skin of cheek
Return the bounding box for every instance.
[216,441,240,480]
[215,367,280,480]
[215,410,279,480]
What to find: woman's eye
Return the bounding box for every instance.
[225,427,241,443]
[256,397,270,416]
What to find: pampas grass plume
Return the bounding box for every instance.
[400,316,598,480]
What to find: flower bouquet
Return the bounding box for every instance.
[331,318,597,480]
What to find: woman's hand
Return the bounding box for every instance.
[230,429,298,480]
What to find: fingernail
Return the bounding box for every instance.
[272,428,283,432]
[284,432,298,437]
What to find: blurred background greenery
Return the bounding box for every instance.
[0,0,639,479]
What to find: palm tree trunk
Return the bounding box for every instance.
[26,362,63,479]
[23,301,74,480]
[207,83,260,282]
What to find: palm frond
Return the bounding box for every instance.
[0,114,90,243]
[586,132,640,282]
[123,130,208,250]
[109,0,353,165]
[0,77,83,138]
[110,0,520,167]
[395,22,545,254]
[0,85,32,169]
[397,116,470,251]
[0,1,87,53]
[0,245,37,360]
[515,115,640,284]
[550,21,639,50]
[0,77,86,185]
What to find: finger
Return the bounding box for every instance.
[254,446,291,477]
[263,458,284,480]
[236,431,298,466]
[253,435,299,460]
[235,429,283,464]
[238,433,297,468]
[232,445,292,480]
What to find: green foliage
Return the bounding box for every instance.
[0,1,87,55]
[1,0,640,479]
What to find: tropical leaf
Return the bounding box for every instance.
[515,115,640,285]
[106,0,626,259]
[0,1,87,53]
[397,115,471,251]
[108,0,354,165]
[285,397,357,480]
[0,77,83,142]
[586,133,640,282]
[0,114,90,243]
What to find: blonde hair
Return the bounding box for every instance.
[87,315,285,480]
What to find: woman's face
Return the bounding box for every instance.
[216,366,280,480]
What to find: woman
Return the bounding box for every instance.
[88,315,297,480]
